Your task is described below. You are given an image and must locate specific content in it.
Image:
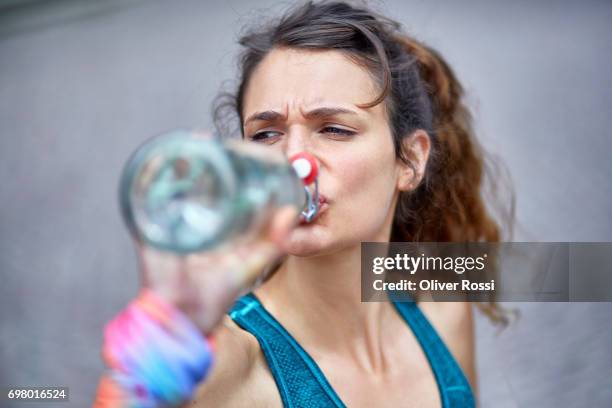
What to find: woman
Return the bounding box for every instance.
[95,1,511,407]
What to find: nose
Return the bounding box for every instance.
[283,126,312,159]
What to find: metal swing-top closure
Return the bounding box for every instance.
[289,152,320,223]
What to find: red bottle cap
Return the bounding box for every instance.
[289,152,319,185]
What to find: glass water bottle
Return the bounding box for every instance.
[119,130,319,254]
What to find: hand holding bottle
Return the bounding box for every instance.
[94,130,317,407]
[136,203,297,333]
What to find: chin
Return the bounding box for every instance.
[283,225,334,257]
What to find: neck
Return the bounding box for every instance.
[256,243,400,373]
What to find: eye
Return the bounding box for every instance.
[248,131,282,144]
[320,126,356,138]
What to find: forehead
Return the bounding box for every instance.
[242,47,381,115]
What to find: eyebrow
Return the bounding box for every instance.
[244,110,285,124]
[244,106,358,125]
[305,107,358,120]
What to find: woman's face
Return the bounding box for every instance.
[242,48,410,256]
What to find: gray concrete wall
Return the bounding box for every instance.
[0,0,610,406]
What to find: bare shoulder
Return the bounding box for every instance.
[418,301,474,340]
[417,302,477,392]
[189,315,280,407]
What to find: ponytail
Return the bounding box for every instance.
[391,36,503,243]
[392,37,515,324]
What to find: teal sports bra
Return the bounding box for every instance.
[229,292,475,407]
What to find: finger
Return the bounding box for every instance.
[221,240,281,292]
[266,205,300,246]
[231,206,298,287]
[181,243,279,332]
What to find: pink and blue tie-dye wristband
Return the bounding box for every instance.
[95,289,214,407]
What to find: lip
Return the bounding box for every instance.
[317,193,328,207]
[298,194,328,225]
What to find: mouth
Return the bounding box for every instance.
[298,193,328,225]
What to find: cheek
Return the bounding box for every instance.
[331,148,397,225]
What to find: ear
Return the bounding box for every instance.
[396,129,431,192]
